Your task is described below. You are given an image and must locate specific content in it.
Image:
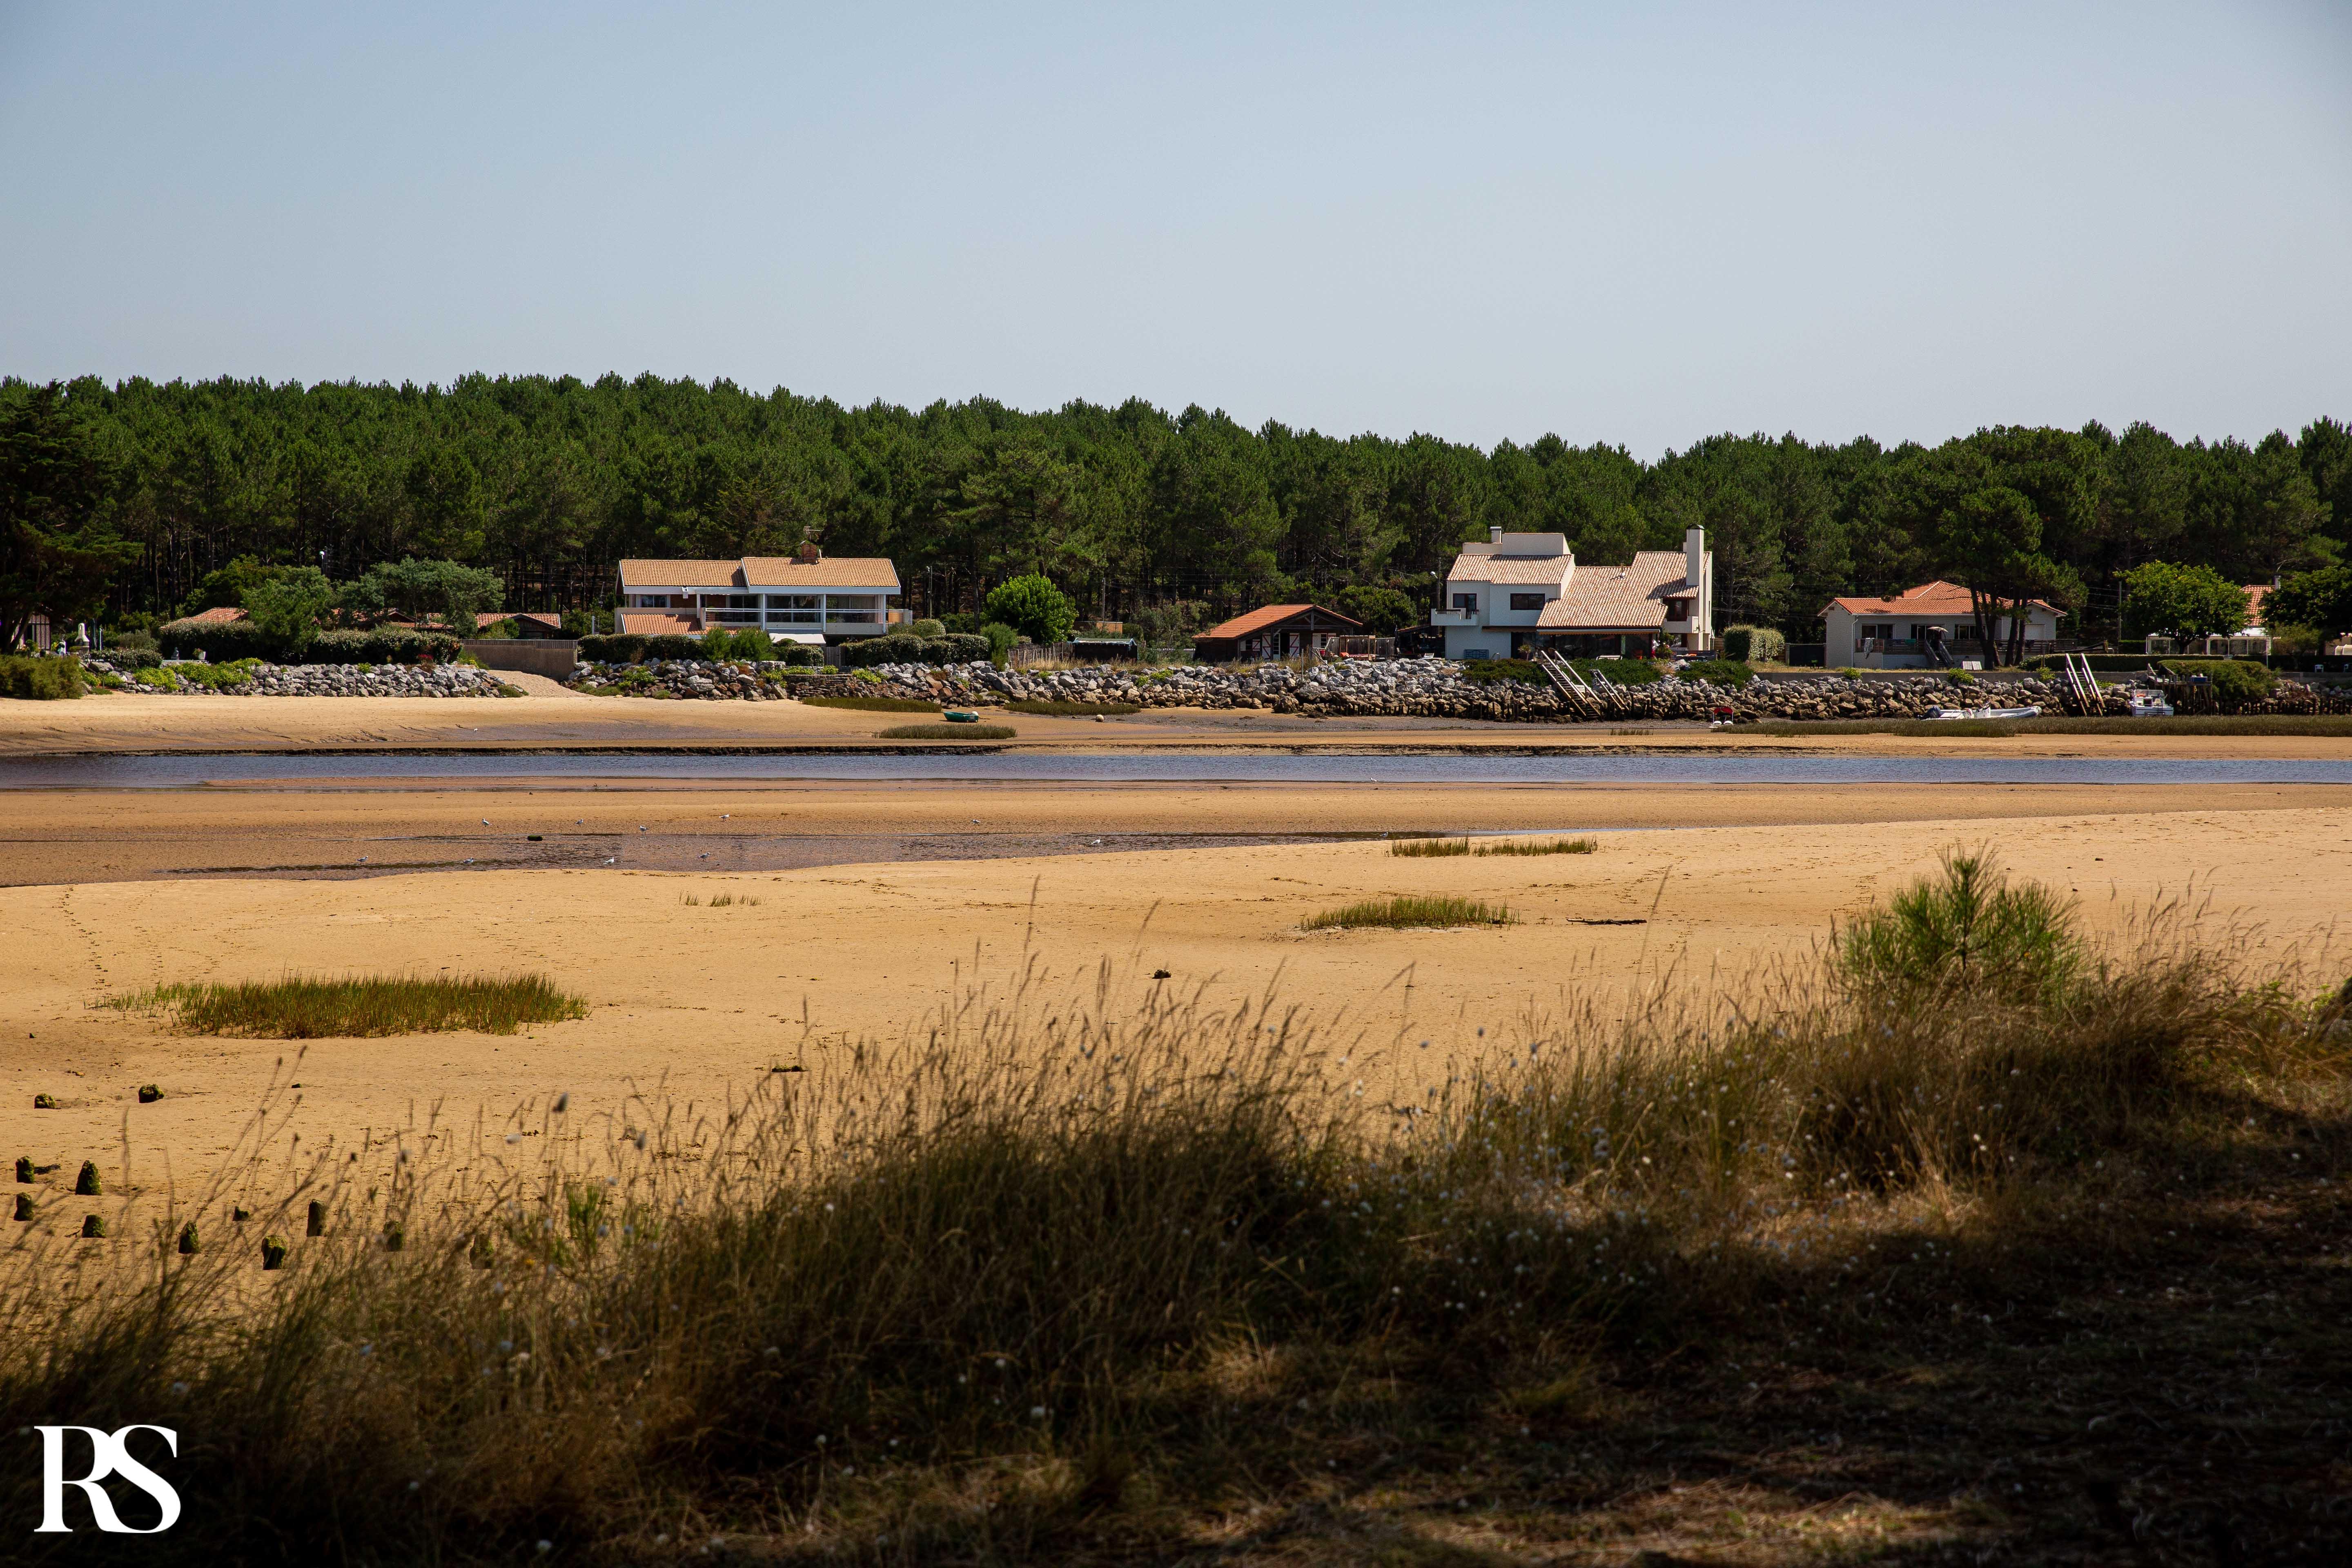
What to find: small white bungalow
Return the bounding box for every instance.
[1823,582,2060,668]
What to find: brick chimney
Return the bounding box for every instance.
[795,532,822,565]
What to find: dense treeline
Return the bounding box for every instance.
[6,373,2349,644]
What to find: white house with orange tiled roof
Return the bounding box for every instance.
[616,542,902,644]
[1822,581,2060,668]
[1433,527,1712,660]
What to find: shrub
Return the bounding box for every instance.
[1679,658,1754,686]
[981,621,1018,663]
[577,633,649,664]
[0,656,85,700]
[1721,625,1786,663]
[909,618,946,638]
[1577,656,1662,685]
[306,628,461,666]
[1460,658,1544,685]
[2163,658,2275,705]
[1832,849,2079,1009]
[1301,895,1512,930]
[840,633,990,668]
[109,973,587,1038]
[763,641,824,667]
[97,644,161,670]
[642,634,705,661]
[157,617,290,663]
[983,573,1077,645]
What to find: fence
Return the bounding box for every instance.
[460,639,580,679]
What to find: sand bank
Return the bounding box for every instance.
[2,803,2346,1200]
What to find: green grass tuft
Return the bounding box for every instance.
[877,723,1017,739]
[1302,894,1513,929]
[1388,837,1472,857]
[108,973,586,1038]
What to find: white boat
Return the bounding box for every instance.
[1922,705,2041,721]
[2122,690,2173,717]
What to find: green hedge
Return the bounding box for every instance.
[155,621,460,665]
[840,633,991,668]
[1678,659,1755,686]
[0,656,85,700]
[96,645,163,670]
[308,628,462,664]
[578,633,823,666]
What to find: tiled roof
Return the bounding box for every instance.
[1198,604,1362,641]
[1537,552,1699,630]
[618,612,699,636]
[618,557,903,590]
[737,557,902,590]
[618,559,744,587]
[1448,554,1575,586]
[183,606,249,624]
[1825,580,2055,617]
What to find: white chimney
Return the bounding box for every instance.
[1489,524,1503,544]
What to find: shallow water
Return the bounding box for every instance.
[3,751,2352,788]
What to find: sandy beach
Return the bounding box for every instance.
[3,782,2347,1199]
[8,684,2352,758]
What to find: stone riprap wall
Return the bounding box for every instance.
[564,655,2076,721]
[886,658,2064,721]
[87,659,517,697]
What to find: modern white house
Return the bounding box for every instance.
[1432,527,1713,660]
[1822,581,2060,668]
[617,543,902,644]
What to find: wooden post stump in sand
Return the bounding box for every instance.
[80,1214,105,1238]
[74,1161,101,1196]
[307,1200,326,1236]
[261,1235,289,1270]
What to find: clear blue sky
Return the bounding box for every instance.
[3,1,2346,454]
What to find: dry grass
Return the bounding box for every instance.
[1301,893,1514,929]
[681,893,761,908]
[104,973,587,1038]
[11,859,2349,1561]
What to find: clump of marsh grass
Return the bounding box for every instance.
[1302,894,1513,929]
[878,722,1018,739]
[682,892,761,908]
[106,973,586,1037]
[1389,836,1597,858]
[1389,837,1472,857]
[1475,836,1597,857]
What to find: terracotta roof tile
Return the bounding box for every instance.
[1447,554,1575,586]
[736,557,902,590]
[1198,604,1362,641]
[1537,552,1700,630]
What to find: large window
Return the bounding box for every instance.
[1508,592,1546,611]
[1451,592,1479,612]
